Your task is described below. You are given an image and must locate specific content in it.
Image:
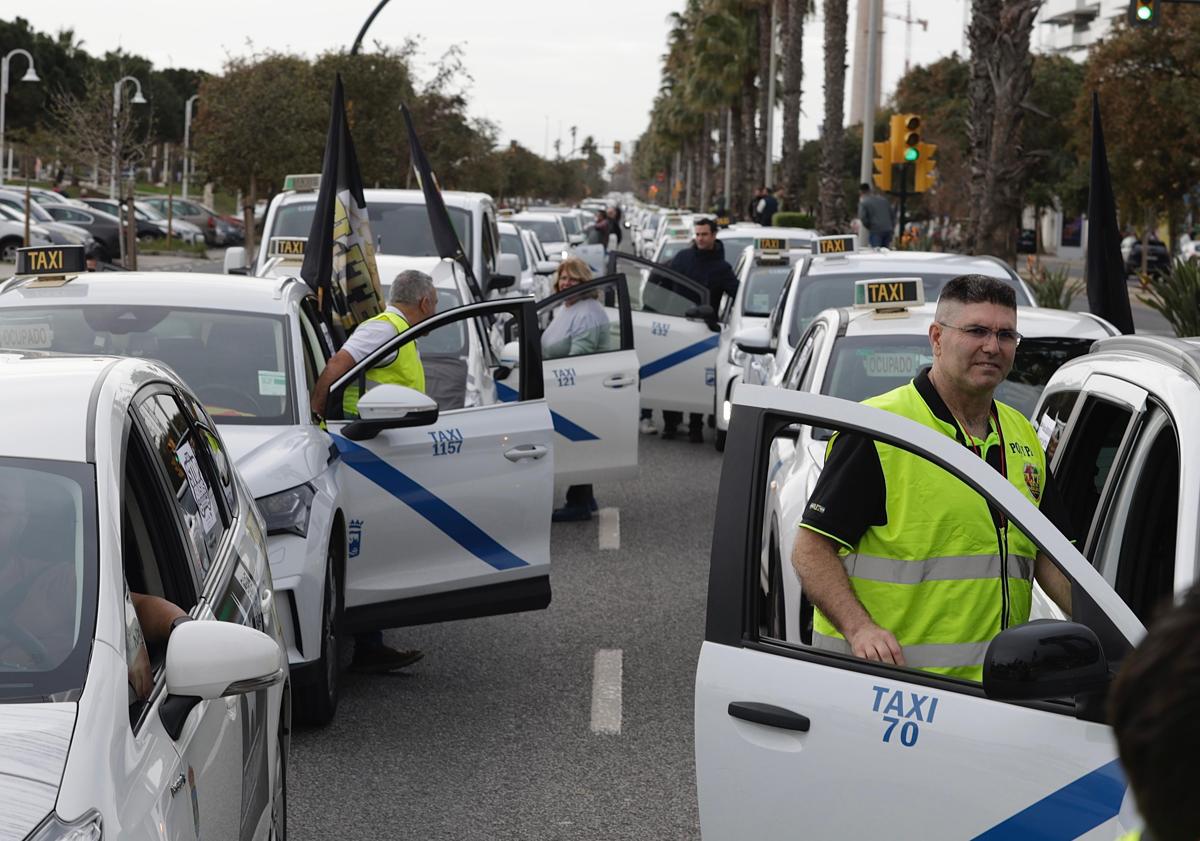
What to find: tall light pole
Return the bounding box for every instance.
[857,0,883,185]
[110,76,147,199]
[0,49,40,186]
[182,94,198,199]
[763,0,779,189]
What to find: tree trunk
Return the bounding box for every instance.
[756,3,772,189]
[781,0,806,209]
[244,172,257,262]
[699,114,711,212]
[718,106,729,209]
[731,96,748,219]
[740,68,758,206]
[966,0,1001,251]
[818,0,849,232]
[977,0,1041,262]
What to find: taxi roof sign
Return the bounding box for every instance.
[283,173,321,192]
[854,277,925,313]
[268,237,307,259]
[754,238,790,265]
[16,245,86,284]
[813,235,856,256]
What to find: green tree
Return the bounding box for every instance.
[780,0,814,209]
[817,0,849,231]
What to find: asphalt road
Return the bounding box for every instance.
[288,430,721,840]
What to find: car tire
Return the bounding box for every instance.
[714,429,727,452]
[294,547,342,726]
[0,237,21,262]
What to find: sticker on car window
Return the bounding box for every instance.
[258,370,287,396]
[1036,412,1056,449]
[176,440,219,534]
[752,293,772,311]
[0,323,53,349]
[859,351,931,378]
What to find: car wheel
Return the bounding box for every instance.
[714,429,727,452]
[294,547,341,726]
[0,237,21,262]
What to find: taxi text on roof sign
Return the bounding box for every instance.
[16,245,86,277]
[268,237,307,258]
[283,173,321,192]
[854,277,925,310]
[813,235,856,256]
[756,238,786,252]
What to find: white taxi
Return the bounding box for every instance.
[739,238,1039,388]
[751,279,1117,643]
[713,235,814,451]
[0,250,639,726]
[0,247,288,840]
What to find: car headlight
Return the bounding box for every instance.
[256,483,315,537]
[729,344,747,367]
[26,809,102,840]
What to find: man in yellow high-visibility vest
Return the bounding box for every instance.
[792,275,1074,682]
[310,269,437,673]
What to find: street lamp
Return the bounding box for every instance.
[182,94,198,199]
[110,75,147,199]
[0,48,40,186]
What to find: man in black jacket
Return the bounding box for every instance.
[659,217,739,442]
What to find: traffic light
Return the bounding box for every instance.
[613,140,622,155]
[913,143,938,193]
[872,141,892,191]
[1129,0,1159,27]
[901,114,922,163]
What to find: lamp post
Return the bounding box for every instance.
[0,48,40,186]
[182,94,198,199]
[110,75,147,199]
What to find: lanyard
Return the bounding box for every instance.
[950,404,1008,529]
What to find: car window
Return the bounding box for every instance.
[178,390,239,516]
[515,219,564,244]
[538,284,618,360]
[1052,395,1136,554]
[0,306,295,425]
[657,240,690,263]
[742,264,793,317]
[298,307,329,399]
[783,324,821,391]
[501,233,529,270]
[1033,389,1081,464]
[268,200,472,260]
[134,391,228,582]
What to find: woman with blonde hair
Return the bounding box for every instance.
[543,257,611,521]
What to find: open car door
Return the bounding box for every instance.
[499,274,639,487]
[323,298,554,631]
[607,251,719,415]
[695,386,1146,840]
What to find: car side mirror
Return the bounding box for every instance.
[733,324,774,355]
[983,619,1111,708]
[490,273,517,292]
[342,385,439,440]
[496,339,520,381]
[159,619,284,739]
[568,233,585,246]
[495,253,522,288]
[534,260,559,276]
[223,246,248,275]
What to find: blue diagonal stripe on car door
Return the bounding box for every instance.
[495,382,600,442]
[639,335,720,380]
[330,433,529,571]
[971,759,1127,841]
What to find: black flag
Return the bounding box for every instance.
[1085,92,1135,335]
[300,74,385,332]
[400,103,487,304]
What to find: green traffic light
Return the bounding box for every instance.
[1137,4,1153,19]
[904,147,919,162]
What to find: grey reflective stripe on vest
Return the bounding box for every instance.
[812,634,992,669]
[843,553,1034,586]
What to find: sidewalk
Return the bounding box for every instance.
[1024,254,1176,336]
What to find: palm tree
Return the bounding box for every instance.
[781,0,814,211]
[818,0,849,231]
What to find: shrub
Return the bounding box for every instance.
[771,211,814,228]
[1138,258,1200,338]
[1024,264,1083,310]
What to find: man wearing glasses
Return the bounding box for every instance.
[791,274,1074,681]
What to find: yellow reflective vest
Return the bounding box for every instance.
[342,310,425,417]
[812,380,1046,682]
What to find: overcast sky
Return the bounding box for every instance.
[6,0,971,163]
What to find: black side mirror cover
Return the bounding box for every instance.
[983,619,1111,702]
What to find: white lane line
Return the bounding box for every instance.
[598,507,620,550]
[590,649,623,735]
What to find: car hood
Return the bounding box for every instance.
[218,424,331,499]
[0,703,76,841]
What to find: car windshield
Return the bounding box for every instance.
[270,200,473,261]
[501,233,528,270]
[0,196,52,223]
[515,219,563,244]
[742,264,793,316]
[658,240,690,263]
[558,214,581,235]
[0,458,97,701]
[718,236,756,258]
[135,202,166,221]
[0,307,295,425]
[820,335,1095,417]
[789,271,1031,346]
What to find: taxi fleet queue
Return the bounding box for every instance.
[0,175,1198,841]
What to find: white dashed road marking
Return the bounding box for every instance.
[590,649,623,735]
[598,507,620,550]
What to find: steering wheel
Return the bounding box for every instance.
[195,383,265,416]
[0,617,51,669]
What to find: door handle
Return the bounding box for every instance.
[727,701,811,732]
[603,374,636,388]
[504,444,549,462]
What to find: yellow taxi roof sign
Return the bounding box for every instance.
[283,173,321,192]
[756,238,787,252]
[854,277,925,312]
[15,245,87,285]
[268,237,307,259]
[812,235,856,256]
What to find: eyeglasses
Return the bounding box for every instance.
[937,322,1023,347]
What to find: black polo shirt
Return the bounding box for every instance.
[800,368,1075,549]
